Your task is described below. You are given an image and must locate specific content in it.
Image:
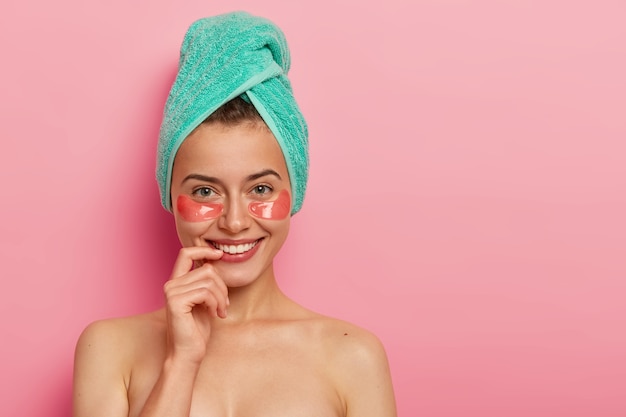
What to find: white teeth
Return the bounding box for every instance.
[213,240,258,254]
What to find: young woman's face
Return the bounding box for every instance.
[170,122,292,288]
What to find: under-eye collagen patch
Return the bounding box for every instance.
[248,190,291,220]
[177,195,224,222]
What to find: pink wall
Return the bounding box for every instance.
[1,1,625,416]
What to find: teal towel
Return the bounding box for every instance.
[156,11,309,215]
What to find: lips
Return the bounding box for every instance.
[210,239,260,254]
[208,238,263,263]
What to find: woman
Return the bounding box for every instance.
[73,12,396,417]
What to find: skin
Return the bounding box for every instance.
[73,122,397,417]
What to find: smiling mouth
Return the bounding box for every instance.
[209,239,261,254]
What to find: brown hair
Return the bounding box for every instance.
[203,96,267,128]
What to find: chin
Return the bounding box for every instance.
[214,262,272,288]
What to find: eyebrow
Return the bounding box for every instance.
[181,174,223,186]
[246,169,282,182]
[181,169,282,186]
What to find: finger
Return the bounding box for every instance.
[164,273,228,317]
[167,284,214,313]
[192,288,220,318]
[170,246,223,279]
[195,281,229,318]
[166,263,227,296]
[200,263,229,306]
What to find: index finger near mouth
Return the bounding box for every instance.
[170,246,223,279]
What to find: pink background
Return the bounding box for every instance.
[1,1,625,416]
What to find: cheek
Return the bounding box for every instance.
[176,195,224,222]
[248,190,291,220]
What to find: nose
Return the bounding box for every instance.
[218,195,251,234]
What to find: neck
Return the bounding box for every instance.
[219,265,287,323]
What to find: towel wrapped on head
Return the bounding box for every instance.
[156,11,309,215]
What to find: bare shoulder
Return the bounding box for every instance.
[76,310,165,357]
[304,314,397,417]
[73,310,166,417]
[78,309,166,339]
[282,304,388,366]
[74,310,166,381]
[309,315,390,373]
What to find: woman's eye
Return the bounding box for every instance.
[193,187,215,198]
[252,185,272,195]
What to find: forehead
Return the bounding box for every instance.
[173,122,288,179]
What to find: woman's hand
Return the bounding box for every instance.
[163,246,228,364]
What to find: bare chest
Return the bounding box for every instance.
[128,330,343,417]
[190,345,341,417]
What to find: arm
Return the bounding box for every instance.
[138,246,228,417]
[134,357,202,417]
[336,331,397,417]
[73,320,131,417]
[140,246,228,417]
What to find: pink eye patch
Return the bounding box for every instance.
[176,195,223,222]
[248,190,291,220]
[176,190,291,222]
